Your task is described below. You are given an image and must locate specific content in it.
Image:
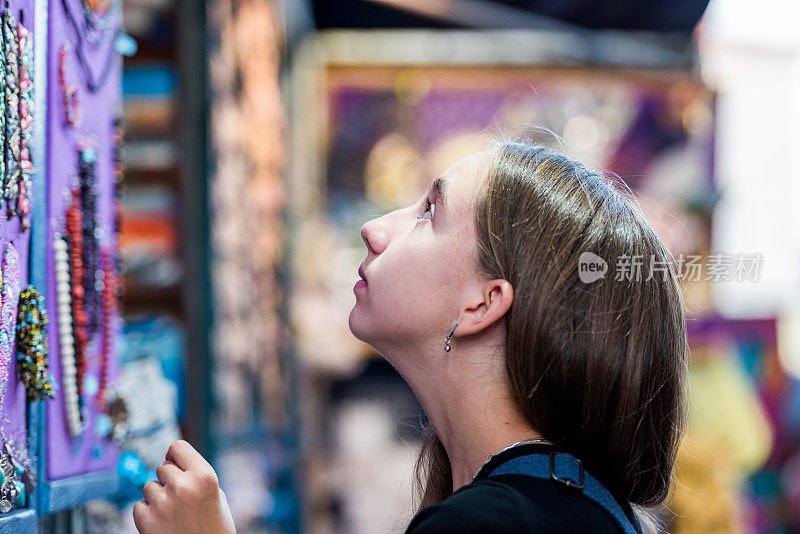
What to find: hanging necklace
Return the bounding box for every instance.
[81,0,120,45]
[0,244,20,414]
[0,269,8,415]
[59,45,80,128]
[17,20,33,230]
[95,247,115,411]
[471,437,551,482]
[66,189,87,402]
[59,0,120,93]
[77,146,100,337]
[2,9,20,219]
[0,11,5,190]
[54,236,83,435]
[112,115,123,279]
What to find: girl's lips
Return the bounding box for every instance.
[354,279,367,291]
[358,264,368,283]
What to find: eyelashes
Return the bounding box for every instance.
[418,198,434,220]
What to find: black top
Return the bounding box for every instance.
[405,443,641,534]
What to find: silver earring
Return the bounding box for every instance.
[444,322,459,352]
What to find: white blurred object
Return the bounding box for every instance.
[216,448,272,532]
[701,0,800,317]
[116,357,182,468]
[778,302,800,379]
[333,401,419,534]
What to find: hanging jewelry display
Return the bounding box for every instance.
[16,287,55,401]
[17,21,33,230]
[54,237,83,436]
[96,248,114,410]
[66,190,88,401]
[2,10,20,220]
[59,45,80,128]
[0,245,19,415]
[0,433,36,513]
[77,146,100,335]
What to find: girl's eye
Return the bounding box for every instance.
[417,199,434,220]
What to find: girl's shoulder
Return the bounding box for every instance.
[405,475,625,534]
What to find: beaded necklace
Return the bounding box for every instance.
[81,0,120,42]
[17,21,33,230]
[2,10,20,219]
[54,237,82,435]
[66,190,87,402]
[96,248,115,410]
[77,147,100,336]
[0,244,20,414]
[112,116,124,287]
[59,0,120,92]
[59,45,80,128]
[0,11,5,187]
[0,271,7,414]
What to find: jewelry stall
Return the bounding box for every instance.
[0,0,125,528]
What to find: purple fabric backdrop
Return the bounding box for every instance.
[45,0,120,480]
[0,0,35,475]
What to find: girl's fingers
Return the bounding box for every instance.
[165,440,215,475]
[132,500,151,533]
[156,460,182,486]
[142,480,164,505]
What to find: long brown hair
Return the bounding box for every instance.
[414,141,688,513]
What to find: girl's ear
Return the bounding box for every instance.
[455,279,513,337]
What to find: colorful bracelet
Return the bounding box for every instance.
[15,287,55,402]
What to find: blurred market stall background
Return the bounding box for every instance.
[79,0,800,532]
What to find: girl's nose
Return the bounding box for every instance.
[361,218,389,255]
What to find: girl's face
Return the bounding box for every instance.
[349,150,492,362]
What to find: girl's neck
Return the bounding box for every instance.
[404,346,546,492]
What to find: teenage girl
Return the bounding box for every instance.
[133,142,686,533]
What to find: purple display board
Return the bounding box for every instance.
[44,0,120,480]
[0,0,35,477]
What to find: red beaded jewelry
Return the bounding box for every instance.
[66,190,87,400]
[96,248,115,410]
[58,45,80,128]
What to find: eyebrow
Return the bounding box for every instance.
[425,176,446,210]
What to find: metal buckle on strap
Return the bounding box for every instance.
[549,452,585,490]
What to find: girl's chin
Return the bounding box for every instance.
[348,307,366,340]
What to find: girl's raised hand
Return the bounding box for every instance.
[133,440,236,534]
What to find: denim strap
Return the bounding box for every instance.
[486,452,639,534]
